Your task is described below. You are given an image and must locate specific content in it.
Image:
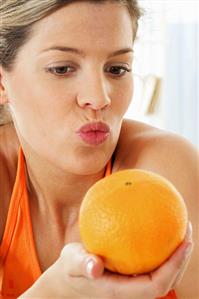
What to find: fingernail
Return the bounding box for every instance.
[86,258,95,278]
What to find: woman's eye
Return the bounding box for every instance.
[47,66,75,75]
[106,66,131,77]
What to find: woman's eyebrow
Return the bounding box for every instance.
[40,46,133,57]
[109,47,134,57]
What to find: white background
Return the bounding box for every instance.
[125,0,199,148]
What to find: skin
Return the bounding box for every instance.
[0,2,198,298]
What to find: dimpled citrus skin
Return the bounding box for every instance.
[79,169,188,275]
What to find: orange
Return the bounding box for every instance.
[79,169,188,275]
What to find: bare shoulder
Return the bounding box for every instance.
[114,118,174,170]
[0,122,19,243]
[116,118,199,298]
[117,118,198,179]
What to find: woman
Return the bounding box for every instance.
[0,0,198,298]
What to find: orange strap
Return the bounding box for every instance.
[158,289,178,299]
[0,148,41,298]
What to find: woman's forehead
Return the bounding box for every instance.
[29,1,133,50]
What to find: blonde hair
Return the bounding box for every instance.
[0,0,143,125]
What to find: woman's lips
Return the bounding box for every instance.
[76,122,110,145]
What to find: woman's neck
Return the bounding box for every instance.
[24,148,106,224]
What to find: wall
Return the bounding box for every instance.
[125,0,199,148]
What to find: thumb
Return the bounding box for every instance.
[60,242,104,279]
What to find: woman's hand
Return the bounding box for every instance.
[18,222,193,299]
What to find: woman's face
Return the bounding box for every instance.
[1,1,134,174]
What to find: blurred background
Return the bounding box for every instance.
[125,0,199,148]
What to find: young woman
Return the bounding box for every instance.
[0,1,198,298]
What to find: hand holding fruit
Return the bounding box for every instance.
[19,227,192,299]
[21,226,192,299]
[58,225,192,299]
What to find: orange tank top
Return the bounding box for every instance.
[0,147,178,299]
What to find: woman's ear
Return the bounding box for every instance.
[0,66,9,105]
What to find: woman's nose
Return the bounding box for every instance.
[76,76,111,110]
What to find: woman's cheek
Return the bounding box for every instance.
[115,78,133,115]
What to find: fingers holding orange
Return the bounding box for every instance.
[60,243,104,279]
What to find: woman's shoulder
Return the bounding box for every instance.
[0,122,19,243]
[116,118,198,174]
[114,118,165,169]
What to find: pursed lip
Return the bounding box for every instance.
[77,121,110,133]
[76,121,110,145]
